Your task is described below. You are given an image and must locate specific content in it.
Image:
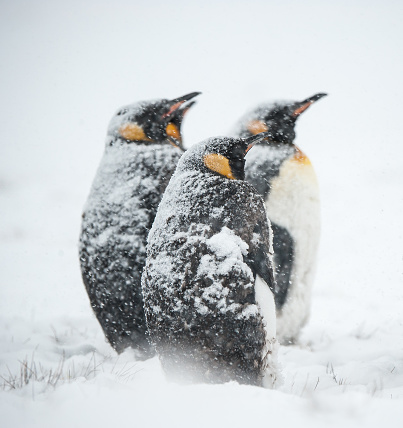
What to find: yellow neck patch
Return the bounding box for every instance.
[203,153,236,180]
[292,146,311,165]
[247,120,269,135]
[119,123,152,141]
[166,123,181,142]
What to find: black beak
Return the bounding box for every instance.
[162,92,201,119]
[302,93,328,104]
[171,91,201,104]
[177,101,197,119]
[292,92,328,117]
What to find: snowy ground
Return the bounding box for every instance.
[1,1,403,427]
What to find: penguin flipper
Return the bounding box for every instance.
[271,222,295,308]
[248,221,276,295]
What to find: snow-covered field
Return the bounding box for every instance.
[1,1,403,426]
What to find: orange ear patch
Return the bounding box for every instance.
[119,123,152,141]
[203,153,236,180]
[247,120,269,135]
[166,123,181,142]
[292,146,311,165]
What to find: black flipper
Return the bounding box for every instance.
[271,222,294,308]
[246,220,276,296]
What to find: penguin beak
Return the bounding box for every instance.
[292,93,327,117]
[178,101,196,119]
[161,92,201,119]
[244,131,271,154]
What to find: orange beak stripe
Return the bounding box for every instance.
[292,101,314,117]
[161,101,184,119]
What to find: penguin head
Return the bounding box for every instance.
[107,92,201,149]
[178,133,270,181]
[242,93,327,145]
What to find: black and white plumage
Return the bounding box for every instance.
[79,92,200,356]
[233,93,327,344]
[142,134,279,387]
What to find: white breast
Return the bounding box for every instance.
[255,275,279,388]
[255,275,276,339]
[266,153,321,342]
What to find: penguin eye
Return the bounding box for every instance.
[247,120,268,135]
[116,109,128,116]
[203,153,236,180]
[166,123,181,141]
[119,123,152,142]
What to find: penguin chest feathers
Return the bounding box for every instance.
[266,148,321,293]
[266,149,320,237]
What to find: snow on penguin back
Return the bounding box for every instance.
[79,92,200,356]
[142,133,280,387]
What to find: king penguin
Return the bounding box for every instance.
[79,92,200,356]
[233,93,327,344]
[142,133,279,387]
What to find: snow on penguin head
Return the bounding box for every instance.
[235,93,327,145]
[175,132,272,181]
[106,92,201,149]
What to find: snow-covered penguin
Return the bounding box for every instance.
[233,93,327,344]
[142,133,279,387]
[79,92,200,356]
